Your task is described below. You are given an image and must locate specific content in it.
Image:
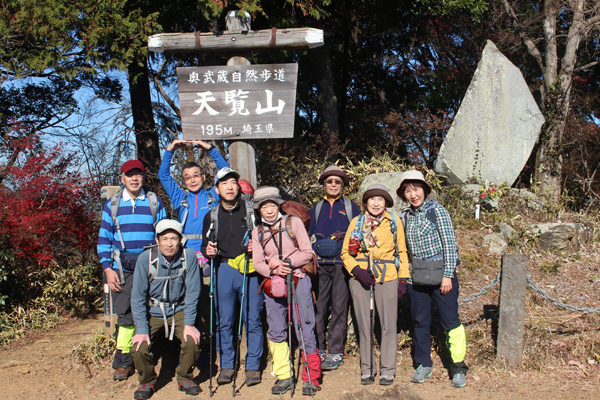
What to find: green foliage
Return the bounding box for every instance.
[0,302,62,345]
[539,260,560,275]
[0,0,160,78]
[40,262,103,316]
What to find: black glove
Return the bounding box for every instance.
[352,266,375,287]
[398,280,408,300]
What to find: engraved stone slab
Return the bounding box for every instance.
[435,40,545,186]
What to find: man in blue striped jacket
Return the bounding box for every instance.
[97,160,167,381]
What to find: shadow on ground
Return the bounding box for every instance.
[341,386,424,400]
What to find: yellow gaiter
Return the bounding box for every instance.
[269,340,290,379]
[447,324,466,363]
[116,325,135,354]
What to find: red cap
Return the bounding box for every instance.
[238,179,255,196]
[120,160,146,174]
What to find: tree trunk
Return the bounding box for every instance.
[128,58,161,191]
[308,41,340,138]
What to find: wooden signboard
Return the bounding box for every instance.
[177,63,298,140]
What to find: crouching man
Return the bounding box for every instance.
[130,220,202,399]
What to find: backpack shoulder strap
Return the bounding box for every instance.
[110,190,125,250]
[209,203,220,240]
[242,198,255,248]
[388,212,401,272]
[207,191,216,209]
[148,245,160,284]
[314,200,325,225]
[257,224,265,247]
[283,215,299,249]
[343,197,353,223]
[147,191,159,225]
[178,191,190,225]
[425,199,439,228]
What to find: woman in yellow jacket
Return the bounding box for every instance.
[341,184,409,386]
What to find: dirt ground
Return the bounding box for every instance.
[0,314,599,400]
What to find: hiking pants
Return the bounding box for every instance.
[408,271,468,375]
[314,262,350,355]
[112,271,134,369]
[349,278,398,377]
[265,276,321,386]
[215,262,264,371]
[132,310,200,385]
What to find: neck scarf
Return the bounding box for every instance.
[362,211,385,248]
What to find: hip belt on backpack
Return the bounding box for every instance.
[149,295,185,341]
[355,257,396,284]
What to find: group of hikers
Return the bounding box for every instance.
[97,139,468,399]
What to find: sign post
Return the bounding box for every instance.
[148,11,323,187]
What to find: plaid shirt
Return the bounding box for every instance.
[405,198,457,278]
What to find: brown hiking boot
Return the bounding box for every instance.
[245,369,261,386]
[113,366,135,381]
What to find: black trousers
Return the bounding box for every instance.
[112,271,134,369]
[314,263,350,355]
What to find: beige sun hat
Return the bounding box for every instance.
[252,186,285,209]
[396,170,432,200]
[155,219,183,236]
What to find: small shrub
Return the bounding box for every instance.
[72,328,115,366]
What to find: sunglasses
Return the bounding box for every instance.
[325,179,343,185]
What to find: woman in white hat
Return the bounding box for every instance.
[340,184,409,386]
[251,186,322,396]
[397,170,468,388]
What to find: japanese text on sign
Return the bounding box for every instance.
[177,63,298,140]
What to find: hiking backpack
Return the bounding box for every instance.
[146,244,188,340]
[206,193,255,249]
[110,188,159,282]
[348,212,402,284]
[313,197,354,225]
[176,190,217,243]
[256,215,317,277]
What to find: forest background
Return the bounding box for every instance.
[0,0,598,344]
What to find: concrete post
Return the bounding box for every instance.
[496,254,529,365]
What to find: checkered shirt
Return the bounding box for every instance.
[405,198,457,278]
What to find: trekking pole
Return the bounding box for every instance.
[368,251,375,380]
[232,245,249,397]
[208,220,216,398]
[290,271,314,397]
[286,270,296,397]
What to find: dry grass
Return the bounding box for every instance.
[443,185,600,373]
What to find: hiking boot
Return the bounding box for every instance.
[321,353,344,370]
[379,375,394,386]
[360,374,374,385]
[451,372,467,388]
[217,368,234,385]
[245,369,261,386]
[411,365,432,383]
[133,383,154,400]
[318,349,326,362]
[271,378,293,395]
[178,380,202,396]
[113,366,135,381]
[302,382,321,396]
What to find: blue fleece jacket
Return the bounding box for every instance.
[97,189,167,271]
[131,247,201,335]
[158,147,229,252]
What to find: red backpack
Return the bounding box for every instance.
[280,201,310,231]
